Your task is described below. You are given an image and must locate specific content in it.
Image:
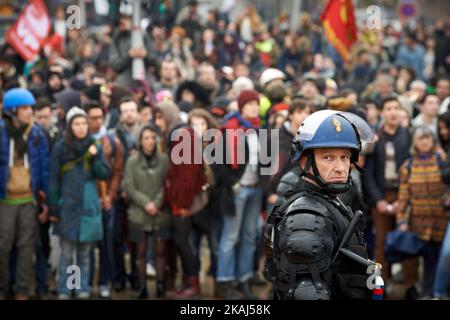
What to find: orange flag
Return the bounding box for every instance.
[321,0,358,61]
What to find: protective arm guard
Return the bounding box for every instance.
[277,196,337,300]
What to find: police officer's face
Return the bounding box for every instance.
[303,148,351,184]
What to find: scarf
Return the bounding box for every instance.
[223,112,261,131]
[5,117,30,159]
[222,112,260,170]
[65,131,94,162]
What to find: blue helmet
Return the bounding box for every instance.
[290,110,374,194]
[2,88,36,112]
[291,110,361,162]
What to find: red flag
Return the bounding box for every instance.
[6,0,51,61]
[321,0,358,61]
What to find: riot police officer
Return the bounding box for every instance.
[266,110,376,300]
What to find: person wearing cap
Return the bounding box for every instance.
[230,76,255,100]
[0,88,51,300]
[47,106,111,299]
[84,101,125,299]
[215,89,263,299]
[266,110,375,300]
[259,68,286,127]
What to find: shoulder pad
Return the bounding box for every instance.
[285,195,330,218]
[276,171,300,195]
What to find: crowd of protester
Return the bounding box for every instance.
[1,1,450,300]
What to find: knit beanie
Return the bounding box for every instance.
[237,90,260,112]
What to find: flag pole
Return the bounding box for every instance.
[131,0,145,80]
[290,0,302,32]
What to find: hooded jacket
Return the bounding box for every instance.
[124,126,171,231]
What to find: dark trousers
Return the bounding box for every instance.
[112,198,138,286]
[173,216,197,278]
[422,241,442,297]
[0,203,37,297]
[35,222,50,295]
[191,210,222,278]
[98,208,115,287]
[9,221,50,296]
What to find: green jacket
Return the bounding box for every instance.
[124,150,171,232]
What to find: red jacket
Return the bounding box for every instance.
[164,127,206,216]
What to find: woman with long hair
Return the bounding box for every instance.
[124,124,171,299]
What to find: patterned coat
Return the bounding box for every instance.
[397,153,450,242]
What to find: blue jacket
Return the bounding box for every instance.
[396,44,426,80]
[48,140,111,242]
[0,119,50,200]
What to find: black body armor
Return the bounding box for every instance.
[266,181,371,300]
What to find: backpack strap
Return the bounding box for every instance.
[107,133,116,162]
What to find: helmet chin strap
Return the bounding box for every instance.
[300,152,352,194]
